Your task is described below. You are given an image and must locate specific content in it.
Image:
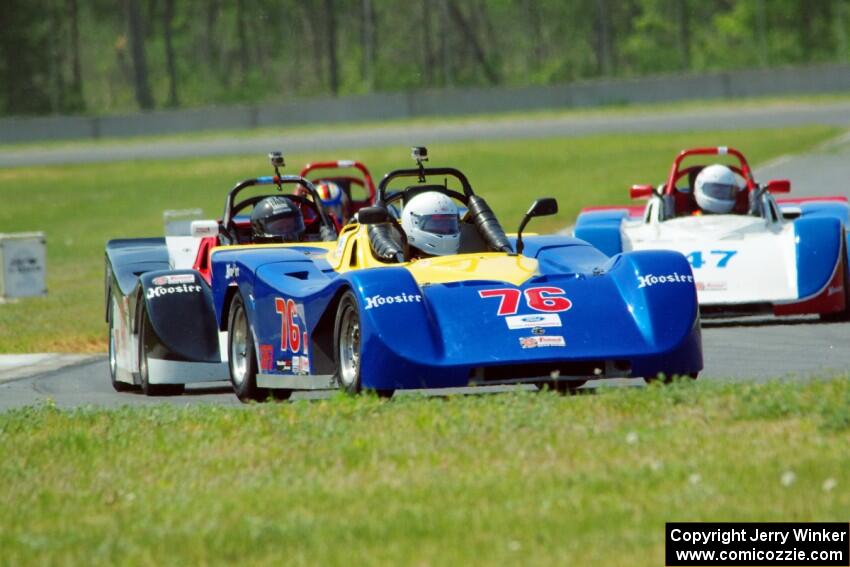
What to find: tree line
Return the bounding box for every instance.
[1,0,848,117]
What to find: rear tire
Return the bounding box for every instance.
[228,295,278,402]
[138,308,184,396]
[108,295,135,392]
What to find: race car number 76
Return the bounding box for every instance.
[478,286,572,316]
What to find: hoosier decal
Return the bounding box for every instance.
[637,273,694,289]
[364,294,423,310]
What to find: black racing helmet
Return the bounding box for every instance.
[250,196,306,243]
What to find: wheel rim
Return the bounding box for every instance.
[230,306,249,387]
[338,306,360,387]
[108,299,117,377]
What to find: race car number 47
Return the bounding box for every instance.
[687,250,737,269]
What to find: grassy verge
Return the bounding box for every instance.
[0,378,848,565]
[0,125,837,352]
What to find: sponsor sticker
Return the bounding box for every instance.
[292,356,301,374]
[637,272,694,289]
[225,263,240,280]
[298,355,311,375]
[334,233,349,260]
[259,345,274,371]
[696,281,728,292]
[828,285,844,297]
[152,274,195,286]
[505,313,562,330]
[364,293,423,310]
[146,283,202,299]
[519,335,566,349]
[276,359,292,373]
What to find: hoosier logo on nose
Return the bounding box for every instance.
[638,273,694,289]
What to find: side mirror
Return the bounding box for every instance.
[357,206,390,225]
[516,198,558,255]
[630,184,655,200]
[525,197,558,218]
[190,220,220,238]
[765,179,790,194]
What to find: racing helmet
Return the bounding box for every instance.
[401,191,461,256]
[315,181,350,224]
[694,164,739,214]
[250,196,306,243]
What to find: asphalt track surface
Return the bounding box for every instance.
[2,112,850,410]
[2,101,850,167]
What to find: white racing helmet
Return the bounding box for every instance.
[401,191,461,256]
[315,181,350,223]
[694,164,739,214]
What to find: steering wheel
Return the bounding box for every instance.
[227,193,325,237]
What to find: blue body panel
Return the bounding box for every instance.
[573,210,629,257]
[798,201,850,224]
[792,216,843,299]
[208,235,702,389]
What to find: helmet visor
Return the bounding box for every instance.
[266,214,304,236]
[701,182,737,202]
[418,213,459,235]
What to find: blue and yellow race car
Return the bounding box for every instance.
[105,150,703,401]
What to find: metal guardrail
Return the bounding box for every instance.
[1,63,849,144]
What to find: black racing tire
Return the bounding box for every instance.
[334,291,363,395]
[138,308,184,396]
[228,294,277,402]
[334,290,394,398]
[108,295,135,392]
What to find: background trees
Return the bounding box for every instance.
[1,0,849,116]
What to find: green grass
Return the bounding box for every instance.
[0,124,837,352]
[0,379,848,565]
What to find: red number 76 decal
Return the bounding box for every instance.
[478,286,572,316]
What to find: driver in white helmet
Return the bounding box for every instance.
[693,164,741,214]
[401,191,461,257]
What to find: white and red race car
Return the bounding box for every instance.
[575,146,850,319]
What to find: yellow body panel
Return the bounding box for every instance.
[210,225,538,287]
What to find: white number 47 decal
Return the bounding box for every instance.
[687,250,737,269]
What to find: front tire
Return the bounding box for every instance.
[228,295,279,402]
[333,291,393,398]
[334,291,363,395]
[108,295,135,392]
[138,308,184,396]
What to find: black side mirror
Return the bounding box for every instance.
[516,198,558,255]
[357,206,390,225]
